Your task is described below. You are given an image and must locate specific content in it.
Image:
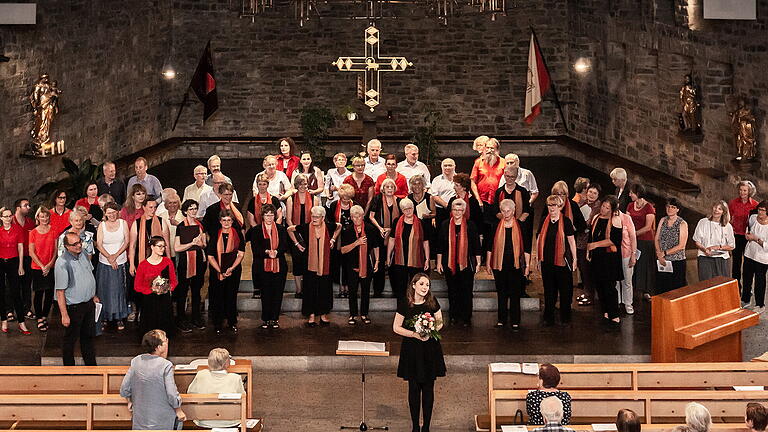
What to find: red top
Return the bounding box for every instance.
[49,208,72,237]
[0,225,24,259]
[343,174,375,208]
[471,157,506,204]
[375,172,409,198]
[119,207,144,230]
[11,215,35,256]
[75,197,97,210]
[729,197,759,235]
[29,228,56,270]
[626,201,656,242]
[276,154,301,179]
[134,257,178,295]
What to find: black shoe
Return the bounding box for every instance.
[305,321,317,328]
[361,316,371,324]
[336,292,344,298]
[191,318,206,330]
[229,325,238,334]
[348,316,357,325]
[271,321,280,329]
[215,328,223,336]
[177,321,193,333]
[495,322,504,328]
[261,322,270,329]
[319,319,331,327]
[6,312,15,322]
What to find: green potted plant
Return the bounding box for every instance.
[300,106,335,159]
[35,157,102,207]
[411,108,443,167]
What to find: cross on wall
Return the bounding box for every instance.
[332,25,414,112]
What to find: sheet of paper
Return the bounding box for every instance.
[490,363,522,373]
[502,426,529,432]
[656,260,673,273]
[211,428,238,432]
[734,386,764,391]
[94,302,103,322]
[635,249,641,259]
[189,358,235,368]
[174,364,197,370]
[338,340,386,352]
[218,393,243,400]
[246,419,262,428]
[592,424,618,431]
[522,363,539,375]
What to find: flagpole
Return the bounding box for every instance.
[530,26,569,132]
[171,88,190,132]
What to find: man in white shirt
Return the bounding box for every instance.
[197,172,239,218]
[364,139,386,180]
[126,157,164,203]
[324,152,352,205]
[204,155,234,188]
[182,165,212,204]
[396,144,431,190]
[430,158,456,211]
[498,153,539,204]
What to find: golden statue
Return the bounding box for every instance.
[679,74,701,133]
[28,73,62,157]
[729,98,758,161]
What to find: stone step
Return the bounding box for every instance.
[239,278,500,293]
[237,292,540,312]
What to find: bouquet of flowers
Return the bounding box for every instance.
[151,275,171,295]
[405,312,442,341]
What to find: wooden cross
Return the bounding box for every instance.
[332,25,413,111]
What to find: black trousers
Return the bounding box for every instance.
[733,234,748,288]
[209,267,241,329]
[408,380,435,432]
[576,248,593,296]
[541,262,573,324]
[62,300,96,366]
[20,256,32,313]
[347,268,372,316]
[492,268,524,325]
[174,272,204,321]
[372,245,388,296]
[444,267,474,323]
[390,265,421,301]
[594,278,620,320]
[32,269,54,318]
[742,257,768,307]
[656,260,687,294]
[0,257,24,321]
[302,272,333,317]
[259,270,287,322]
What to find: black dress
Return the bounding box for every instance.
[397,299,446,383]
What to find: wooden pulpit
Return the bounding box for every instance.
[652,276,759,362]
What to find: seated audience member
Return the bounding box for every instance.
[746,402,768,432]
[188,347,246,429]
[526,363,572,425]
[616,408,641,432]
[532,397,574,432]
[680,402,712,432]
[120,329,185,430]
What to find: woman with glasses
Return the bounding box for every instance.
[29,207,57,332]
[742,201,768,313]
[248,173,283,229]
[0,208,31,334]
[343,156,375,210]
[286,174,320,299]
[174,200,207,331]
[134,236,177,337]
[693,201,735,281]
[250,204,289,329]
[207,210,245,335]
[95,202,129,331]
[537,195,577,326]
[49,189,72,237]
[655,198,689,294]
[120,184,148,230]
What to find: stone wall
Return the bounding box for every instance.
[0,0,171,204]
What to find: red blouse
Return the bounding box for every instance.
[119,207,144,230]
[49,208,72,237]
[343,174,375,208]
[375,172,409,198]
[471,157,505,204]
[134,257,178,295]
[29,228,56,270]
[0,225,24,259]
[276,154,301,179]
[729,197,759,236]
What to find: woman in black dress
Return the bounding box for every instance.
[173,200,207,330]
[340,205,380,325]
[587,195,624,324]
[387,198,430,300]
[207,210,245,335]
[286,174,320,299]
[328,184,355,298]
[251,204,289,329]
[369,178,400,298]
[393,273,446,432]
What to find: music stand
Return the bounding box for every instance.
[337,340,390,431]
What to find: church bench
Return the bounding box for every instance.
[675,309,758,350]
[473,419,749,432]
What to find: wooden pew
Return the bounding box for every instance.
[0,393,247,431]
[652,277,759,362]
[474,421,749,432]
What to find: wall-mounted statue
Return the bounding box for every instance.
[27,73,65,157]
[729,98,758,161]
[678,74,702,142]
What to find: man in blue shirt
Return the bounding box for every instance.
[55,232,100,365]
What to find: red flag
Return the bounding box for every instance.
[524,33,551,124]
[190,41,219,122]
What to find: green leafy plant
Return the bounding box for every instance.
[411,108,443,167]
[35,157,102,207]
[300,106,335,160]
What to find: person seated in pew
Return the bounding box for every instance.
[746,402,768,432]
[673,402,712,432]
[526,363,572,425]
[532,397,574,432]
[188,347,246,429]
[120,329,186,430]
[616,408,641,432]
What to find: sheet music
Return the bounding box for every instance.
[490,363,522,373]
[734,386,764,391]
[338,340,386,352]
[94,302,103,322]
[522,363,539,375]
[217,393,242,400]
[592,424,618,431]
[246,419,262,428]
[656,260,673,273]
[502,426,529,432]
[174,364,197,370]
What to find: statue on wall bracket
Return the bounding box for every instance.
[729,97,760,171]
[25,73,66,158]
[678,74,703,143]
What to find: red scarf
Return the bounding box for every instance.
[335,200,350,223]
[354,224,368,278]
[447,218,468,273]
[138,216,164,262]
[263,223,280,273]
[491,219,524,270]
[308,222,331,276]
[394,216,424,268]
[382,196,400,228]
[220,200,244,227]
[563,198,574,222]
[591,216,619,253]
[216,228,240,279]
[253,193,272,226]
[538,216,566,266]
[181,218,203,279]
[292,192,312,226]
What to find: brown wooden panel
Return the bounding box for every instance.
[559,373,633,389]
[637,371,768,388]
[182,403,243,419]
[0,375,102,394]
[492,374,538,390]
[571,400,645,418]
[0,403,88,421]
[651,400,768,418]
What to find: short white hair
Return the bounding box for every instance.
[451,199,466,210]
[207,348,230,371]
[441,158,455,167]
[381,178,397,192]
[207,155,221,165]
[311,206,326,217]
[399,198,414,210]
[685,402,711,432]
[540,396,564,423]
[193,165,207,175]
[505,153,520,163]
[367,139,382,149]
[350,205,365,217]
[263,155,278,166]
[499,199,516,212]
[409,174,426,187]
[404,144,419,153]
[610,167,627,181]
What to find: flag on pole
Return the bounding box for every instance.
[189,41,218,122]
[524,33,551,124]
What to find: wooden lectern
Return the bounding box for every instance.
[652,276,759,362]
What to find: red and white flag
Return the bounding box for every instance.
[524,33,551,124]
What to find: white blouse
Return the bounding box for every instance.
[692,218,735,259]
[744,220,768,264]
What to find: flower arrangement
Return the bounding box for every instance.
[405,312,442,341]
[151,275,171,295]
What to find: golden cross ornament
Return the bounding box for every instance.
[332,25,413,111]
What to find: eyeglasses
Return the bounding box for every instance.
[152,244,166,248]
[188,207,198,211]
[547,204,560,207]
[66,240,83,246]
[56,196,67,200]
[0,215,11,219]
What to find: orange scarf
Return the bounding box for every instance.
[538,216,566,266]
[220,200,244,227]
[563,198,574,222]
[216,228,240,279]
[308,222,331,276]
[252,193,272,226]
[292,192,312,226]
[498,187,524,219]
[447,218,468,274]
[491,219,524,270]
[263,223,280,273]
[591,216,618,253]
[181,218,204,279]
[354,224,368,278]
[382,196,400,228]
[138,216,164,262]
[394,216,424,268]
[334,201,350,223]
